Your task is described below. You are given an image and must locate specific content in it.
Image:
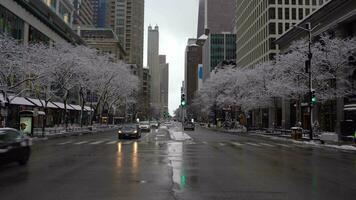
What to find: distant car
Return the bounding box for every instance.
[150,121,159,129]
[139,121,151,132]
[0,128,32,166]
[183,121,195,131]
[118,124,141,139]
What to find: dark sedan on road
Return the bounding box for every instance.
[118,124,141,139]
[0,128,32,166]
[183,121,195,131]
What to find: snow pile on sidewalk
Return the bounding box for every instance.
[169,130,191,141]
[325,144,356,151]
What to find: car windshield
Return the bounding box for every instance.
[0,130,21,142]
[122,125,137,131]
[140,121,149,125]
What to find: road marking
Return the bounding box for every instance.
[202,141,208,145]
[74,141,89,145]
[58,141,73,145]
[277,144,290,148]
[106,140,117,144]
[246,142,261,147]
[89,140,107,145]
[219,142,226,146]
[231,142,243,146]
[260,143,275,147]
[156,134,166,137]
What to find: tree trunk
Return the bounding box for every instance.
[42,106,47,137]
[80,92,85,128]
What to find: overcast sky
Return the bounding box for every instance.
[143,0,199,115]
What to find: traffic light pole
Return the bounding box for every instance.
[294,22,319,140]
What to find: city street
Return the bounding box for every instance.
[0,124,355,200]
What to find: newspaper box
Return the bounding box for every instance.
[291,127,303,140]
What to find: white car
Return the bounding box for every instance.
[139,121,150,132]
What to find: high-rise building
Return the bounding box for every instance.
[72,0,94,27]
[147,25,160,118]
[141,68,151,120]
[202,33,236,81]
[235,0,330,68]
[160,55,169,116]
[91,0,107,27]
[107,0,144,69]
[197,0,236,37]
[1,0,83,44]
[185,39,202,106]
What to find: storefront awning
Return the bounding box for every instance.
[0,94,35,106]
[26,98,58,109]
[69,104,82,111]
[84,106,94,112]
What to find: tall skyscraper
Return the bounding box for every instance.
[236,0,330,68]
[73,0,94,27]
[109,0,144,69]
[147,25,160,118]
[185,39,202,106]
[91,0,107,27]
[160,55,169,116]
[197,0,236,37]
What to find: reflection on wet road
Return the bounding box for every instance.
[0,125,356,200]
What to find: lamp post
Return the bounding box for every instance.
[294,22,319,140]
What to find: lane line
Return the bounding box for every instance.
[74,141,89,145]
[58,141,73,145]
[219,142,226,146]
[246,142,261,147]
[231,142,243,146]
[202,141,208,145]
[89,140,107,145]
[260,143,275,147]
[106,140,117,144]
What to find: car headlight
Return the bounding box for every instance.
[134,130,137,133]
[118,130,122,134]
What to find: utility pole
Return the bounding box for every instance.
[294,22,319,140]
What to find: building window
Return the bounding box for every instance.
[298,8,303,20]
[312,0,317,5]
[285,8,290,20]
[269,0,275,4]
[292,8,297,20]
[306,8,310,16]
[269,8,276,19]
[292,0,296,5]
[269,38,276,50]
[278,8,283,19]
[285,0,289,5]
[298,0,303,5]
[269,23,276,34]
[29,26,50,44]
[278,23,283,34]
[0,5,24,40]
[285,23,290,31]
[305,0,310,5]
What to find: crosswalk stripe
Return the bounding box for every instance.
[58,141,73,145]
[260,143,275,147]
[106,140,117,144]
[231,142,243,146]
[89,140,107,145]
[74,141,89,145]
[246,142,261,147]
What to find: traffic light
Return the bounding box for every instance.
[311,90,317,105]
[181,93,186,107]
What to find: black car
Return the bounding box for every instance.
[183,121,195,131]
[0,128,32,166]
[118,124,141,139]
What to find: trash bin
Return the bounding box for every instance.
[291,127,303,140]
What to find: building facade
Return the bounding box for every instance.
[160,55,169,117]
[197,0,236,37]
[78,27,126,60]
[275,0,356,137]
[140,68,151,120]
[0,0,83,44]
[72,0,94,27]
[202,33,236,81]
[236,0,330,68]
[147,25,160,118]
[185,39,202,106]
[91,0,107,27]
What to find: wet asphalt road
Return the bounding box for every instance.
[0,124,356,200]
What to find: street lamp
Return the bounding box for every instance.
[294,22,319,140]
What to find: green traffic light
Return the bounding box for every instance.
[312,96,317,104]
[181,101,186,106]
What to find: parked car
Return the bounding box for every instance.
[118,124,141,139]
[139,121,151,132]
[150,121,159,129]
[183,121,195,131]
[0,128,32,166]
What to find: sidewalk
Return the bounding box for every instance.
[201,125,356,151]
[31,124,120,141]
